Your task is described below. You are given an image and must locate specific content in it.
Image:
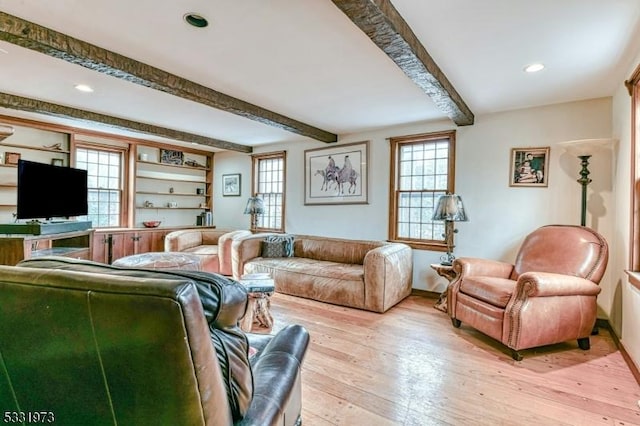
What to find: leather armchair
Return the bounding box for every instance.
[1,256,309,425]
[165,229,251,274]
[448,225,608,361]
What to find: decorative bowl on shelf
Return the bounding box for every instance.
[143,220,161,228]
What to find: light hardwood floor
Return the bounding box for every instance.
[268,293,640,426]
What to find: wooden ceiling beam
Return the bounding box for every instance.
[331,0,474,126]
[0,92,252,153]
[0,11,338,144]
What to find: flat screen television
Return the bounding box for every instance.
[17,159,88,221]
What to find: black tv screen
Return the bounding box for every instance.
[17,159,88,220]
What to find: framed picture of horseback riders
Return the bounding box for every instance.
[304,140,369,205]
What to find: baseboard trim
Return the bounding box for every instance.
[596,318,640,386]
[411,288,440,299]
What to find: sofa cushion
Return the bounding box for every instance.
[184,245,219,256]
[459,276,516,308]
[264,234,294,257]
[261,240,287,258]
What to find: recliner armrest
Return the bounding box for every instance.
[515,271,601,298]
[240,324,310,426]
[454,257,514,279]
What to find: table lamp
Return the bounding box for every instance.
[432,193,469,266]
[244,195,265,230]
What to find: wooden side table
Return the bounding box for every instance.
[239,276,275,333]
[430,263,457,313]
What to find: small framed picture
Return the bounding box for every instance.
[51,158,64,167]
[510,147,550,187]
[222,173,241,196]
[160,148,184,165]
[4,152,20,165]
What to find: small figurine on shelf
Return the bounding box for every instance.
[184,158,204,168]
[43,143,63,151]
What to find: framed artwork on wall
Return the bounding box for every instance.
[160,148,184,165]
[4,152,20,166]
[222,173,241,196]
[509,147,550,187]
[304,141,369,205]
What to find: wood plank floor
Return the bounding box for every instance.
[268,293,640,426]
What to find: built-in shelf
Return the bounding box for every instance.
[136,191,206,197]
[0,184,17,188]
[0,164,17,168]
[136,159,209,171]
[0,142,70,154]
[0,204,15,207]
[136,175,205,184]
[137,207,208,210]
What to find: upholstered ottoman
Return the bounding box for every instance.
[112,252,203,271]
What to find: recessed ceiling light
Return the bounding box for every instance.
[75,84,94,93]
[524,63,545,73]
[184,13,208,28]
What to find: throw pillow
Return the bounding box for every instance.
[264,234,294,257]
[261,240,287,258]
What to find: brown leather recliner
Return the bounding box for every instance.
[0,256,309,425]
[448,225,608,361]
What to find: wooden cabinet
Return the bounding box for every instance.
[92,227,178,264]
[0,230,93,265]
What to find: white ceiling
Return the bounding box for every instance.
[0,0,638,151]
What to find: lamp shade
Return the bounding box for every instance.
[243,196,265,215]
[432,194,468,222]
[557,138,616,157]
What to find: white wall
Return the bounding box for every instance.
[213,97,615,310]
[612,49,640,369]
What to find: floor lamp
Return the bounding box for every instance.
[558,138,615,336]
[558,138,615,226]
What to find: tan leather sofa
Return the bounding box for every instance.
[232,234,413,313]
[165,228,251,274]
[448,225,608,360]
[1,256,309,425]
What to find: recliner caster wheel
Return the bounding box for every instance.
[451,318,461,328]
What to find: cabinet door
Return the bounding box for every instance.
[111,232,136,263]
[134,231,154,254]
[151,230,170,252]
[92,232,110,263]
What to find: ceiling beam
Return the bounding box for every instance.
[0,92,252,153]
[0,11,338,143]
[331,0,474,126]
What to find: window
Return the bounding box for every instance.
[389,131,456,250]
[75,146,125,227]
[251,151,286,232]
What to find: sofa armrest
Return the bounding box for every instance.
[240,324,310,426]
[230,233,278,279]
[218,230,253,276]
[363,243,413,313]
[164,229,204,252]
